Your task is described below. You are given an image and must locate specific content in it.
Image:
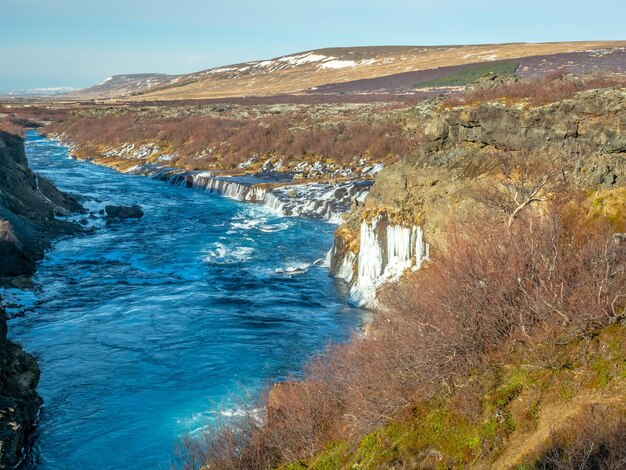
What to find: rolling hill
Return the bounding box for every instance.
[68,41,626,101]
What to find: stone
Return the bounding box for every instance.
[105,204,144,219]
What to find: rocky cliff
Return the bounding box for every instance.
[0,305,41,469]
[265,84,626,470]
[0,130,82,277]
[330,87,626,306]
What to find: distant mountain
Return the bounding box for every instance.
[64,74,174,100]
[1,87,76,97]
[69,41,626,101]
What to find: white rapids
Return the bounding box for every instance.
[128,165,372,224]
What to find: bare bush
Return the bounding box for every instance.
[535,405,626,469]
[445,73,626,107]
[46,114,419,169]
[0,117,28,136]
[180,201,625,469]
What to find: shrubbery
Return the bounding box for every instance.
[177,198,626,469]
[446,71,626,106]
[46,113,417,169]
[535,405,626,469]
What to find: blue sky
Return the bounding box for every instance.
[1,0,625,90]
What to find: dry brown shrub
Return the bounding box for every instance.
[46,113,417,169]
[0,117,29,136]
[445,73,626,107]
[175,382,339,470]
[534,404,626,469]
[179,200,625,469]
[316,207,625,437]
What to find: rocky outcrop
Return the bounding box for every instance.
[105,204,144,220]
[329,87,626,305]
[369,88,625,229]
[0,130,82,277]
[0,305,41,469]
[424,88,626,153]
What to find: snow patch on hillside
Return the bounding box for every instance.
[225,52,381,74]
[319,58,378,69]
[462,49,498,59]
[277,53,329,66]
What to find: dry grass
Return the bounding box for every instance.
[132,41,626,100]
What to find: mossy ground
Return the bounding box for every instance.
[586,187,626,231]
[414,61,520,88]
[279,325,626,469]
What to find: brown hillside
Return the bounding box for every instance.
[69,41,626,101]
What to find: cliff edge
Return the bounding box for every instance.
[0,130,82,277]
[329,86,626,306]
[0,305,40,469]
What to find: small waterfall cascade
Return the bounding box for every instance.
[330,217,430,308]
[189,174,268,202]
[125,163,370,223]
[351,219,384,306]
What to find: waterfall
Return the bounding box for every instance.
[386,225,414,268]
[414,225,428,270]
[350,218,384,306]
[188,174,267,202]
[125,163,370,223]
[337,251,356,284]
[263,192,286,214]
[331,217,429,308]
[186,172,366,222]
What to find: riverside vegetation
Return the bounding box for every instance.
[173,73,626,469]
[2,70,626,468]
[42,101,419,173]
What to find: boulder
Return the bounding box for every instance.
[105,205,144,220]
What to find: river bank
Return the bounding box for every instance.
[0,128,85,468]
[172,80,626,469]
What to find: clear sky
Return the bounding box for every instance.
[1,0,625,91]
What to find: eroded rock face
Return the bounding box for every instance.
[0,131,82,467]
[0,305,42,469]
[330,88,626,300]
[0,131,83,277]
[425,88,626,153]
[369,88,626,239]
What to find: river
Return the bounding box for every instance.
[6,131,361,469]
